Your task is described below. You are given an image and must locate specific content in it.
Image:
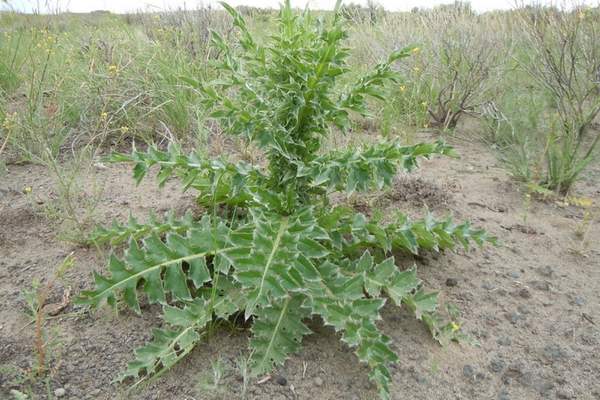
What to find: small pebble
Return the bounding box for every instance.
[54,388,66,398]
[535,380,554,395]
[536,266,554,278]
[498,389,510,400]
[446,278,458,287]
[518,288,531,299]
[275,375,287,386]
[314,377,324,387]
[507,312,523,324]
[517,305,530,315]
[557,388,575,399]
[463,364,476,378]
[543,344,565,361]
[529,280,550,291]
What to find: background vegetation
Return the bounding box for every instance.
[2,2,598,198]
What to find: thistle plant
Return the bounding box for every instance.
[78,2,494,398]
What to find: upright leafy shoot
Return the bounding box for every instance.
[80,2,494,398]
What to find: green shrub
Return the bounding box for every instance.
[421,9,504,130]
[481,79,549,183]
[79,2,494,399]
[517,5,600,194]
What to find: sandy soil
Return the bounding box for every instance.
[1,133,599,400]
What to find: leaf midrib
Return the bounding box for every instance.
[250,216,289,316]
[89,247,236,303]
[258,295,291,371]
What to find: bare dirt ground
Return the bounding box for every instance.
[1,132,599,400]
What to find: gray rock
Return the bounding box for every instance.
[517,305,530,315]
[489,358,505,373]
[54,388,66,398]
[482,282,495,290]
[507,312,523,324]
[471,329,489,340]
[498,389,510,400]
[275,375,287,386]
[574,296,585,306]
[314,377,324,387]
[543,344,566,361]
[536,266,554,278]
[534,379,554,395]
[529,280,550,291]
[463,364,476,379]
[497,336,512,346]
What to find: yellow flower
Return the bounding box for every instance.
[120,126,129,134]
[2,112,17,131]
[399,85,406,92]
[413,66,420,72]
[411,47,420,54]
[421,101,427,107]
[567,196,593,208]
[100,112,108,120]
[23,186,32,194]
[108,65,119,76]
[578,11,585,20]
[450,322,460,332]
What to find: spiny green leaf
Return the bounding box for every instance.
[77,216,233,308]
[119,326,201,385]
[88,211,196,246]
[249,295,311,375]
[301,140,456,194]
[227,208,327,320]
